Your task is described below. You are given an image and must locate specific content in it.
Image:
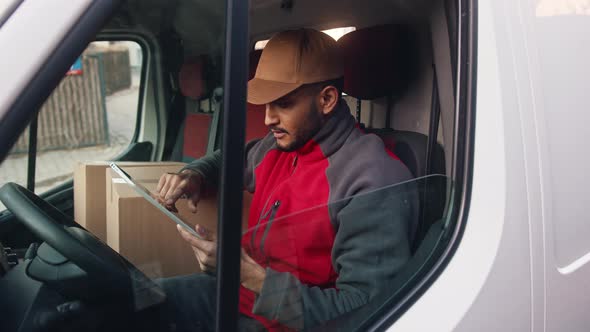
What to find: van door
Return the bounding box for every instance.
[530,2,590,330]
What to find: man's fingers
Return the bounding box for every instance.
[187,191,201,213]
[163,176,179,199]
[152,194,178,212]
[158,174,173,199]
[166,187,185,205]
[195,224,215,241]
[191,247,215,272]
[178,225,217,272]
[241,248,256,264]
[156,174,167,192]
[193,247,216,271]
[166,203,179,213]
[177,225,201,247]
[177,225,215,251]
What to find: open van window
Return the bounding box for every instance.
[0,40,145,207]
[0,0,480,331]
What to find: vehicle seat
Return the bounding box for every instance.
[338,24,446,251]
[338,24,445,178]
[171,51,268,162]
[171,56,212,162]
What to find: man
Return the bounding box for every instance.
[157,28,416,331]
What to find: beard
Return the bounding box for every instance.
[276,101,324,152]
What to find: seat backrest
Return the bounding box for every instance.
[369,129,446,178]
[338,25,446,249]
[338,24,445,177]
[172,50,268,162]
[170,56,212,162]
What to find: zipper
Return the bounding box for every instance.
[249,154,297,255]
[291,155,298,174]
[250,199,275,251]
[259,200,280,257]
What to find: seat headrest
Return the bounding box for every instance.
[249,50,263,81]
[179,50,263,100]
[179,56,207,99]
[338,24,412,100]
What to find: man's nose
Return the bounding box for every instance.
[264,104,279,127]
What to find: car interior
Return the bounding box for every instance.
[0,0,462,331]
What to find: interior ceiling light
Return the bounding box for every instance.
[255,26,356,50]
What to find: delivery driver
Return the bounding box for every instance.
[156,28,416,331]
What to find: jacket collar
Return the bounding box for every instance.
[295,101,356,162]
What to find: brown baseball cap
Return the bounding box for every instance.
[247,28,344,105]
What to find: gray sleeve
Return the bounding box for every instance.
[181,136,274,193]
[181,150,222,190]
[251,187,415,330]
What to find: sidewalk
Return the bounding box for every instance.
[1,139,128,194]
[0,86,138,209]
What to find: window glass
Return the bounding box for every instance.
[0,41,143,207]
[240,175,449,330]
[93,2,229,329]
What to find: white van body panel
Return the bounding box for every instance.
[530,2,590,331]
[394,0,590,331]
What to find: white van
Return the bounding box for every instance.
[0,0,588,331]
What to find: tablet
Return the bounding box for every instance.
[109,162,202,239]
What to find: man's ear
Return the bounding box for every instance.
[318,86,339,115]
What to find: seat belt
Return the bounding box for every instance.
[425,65,441,176]
[207,87,224,154]
[385,95,393,130]
[430,0,455,176]
[160,0,185,160]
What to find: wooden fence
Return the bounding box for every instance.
[9,50,131,155]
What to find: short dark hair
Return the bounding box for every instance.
[304,77,344,101]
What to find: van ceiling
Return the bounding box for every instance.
[109,0,434,55]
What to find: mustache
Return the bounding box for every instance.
[269,127,288,134]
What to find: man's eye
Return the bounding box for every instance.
[275,101,291,108]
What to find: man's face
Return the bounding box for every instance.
[265,86,325,152]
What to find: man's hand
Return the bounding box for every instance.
[177,224,218,273]
[240,249,266,294]
[177,224,266,293]
[157,169,203,213]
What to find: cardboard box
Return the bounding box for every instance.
[74,161,185,241]
[105,165,252,278]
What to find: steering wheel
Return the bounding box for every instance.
[0,182,137,297]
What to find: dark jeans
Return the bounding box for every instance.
[157,273,266,332]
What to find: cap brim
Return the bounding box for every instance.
[247,78,303,105]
